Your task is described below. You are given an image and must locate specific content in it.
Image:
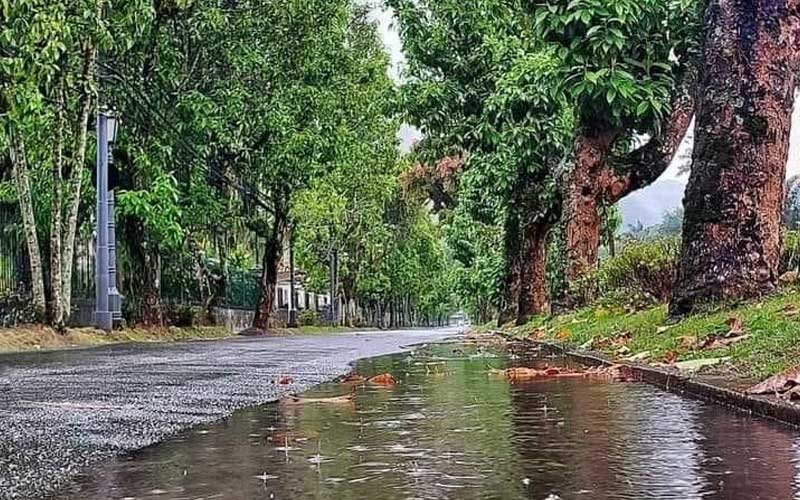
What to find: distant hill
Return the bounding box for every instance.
[619,179,686,232]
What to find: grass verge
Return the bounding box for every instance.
[495,286,800,381]
[0,325,233,353]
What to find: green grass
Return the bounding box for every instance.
[499,287,800,380]
[0,325,233,353]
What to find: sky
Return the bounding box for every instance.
[371,5,800,181]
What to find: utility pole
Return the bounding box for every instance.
[287,225,297,328]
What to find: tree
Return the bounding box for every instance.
[389,0,574,325]
[670,1,800,315]
[536,0,703,304]
[1,0,103,327]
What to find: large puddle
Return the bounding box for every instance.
[64,341,800,500]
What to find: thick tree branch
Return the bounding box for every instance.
[605,61,699,204]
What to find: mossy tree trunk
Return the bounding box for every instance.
[562,63,698,307]
[252,201,288,331]
[671,1,800,316]
[499,180,554,326]
[563,129,619,305]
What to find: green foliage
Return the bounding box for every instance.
[534,0,701,131]
[596,238,679,306]
[298,309,321,327]
[784,231,800,272]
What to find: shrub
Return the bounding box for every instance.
[597,238,679,306]
[784,230,800,272]
[164,303,199,327]
[0,292,39,327]
[298,309,320,326]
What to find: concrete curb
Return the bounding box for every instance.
[526,339,800,428]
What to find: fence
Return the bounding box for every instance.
[0,207,26,295]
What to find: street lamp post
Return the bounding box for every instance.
[95,111,120,331]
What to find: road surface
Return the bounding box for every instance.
[0,328,458,500]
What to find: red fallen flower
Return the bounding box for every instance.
[278,376,294,385]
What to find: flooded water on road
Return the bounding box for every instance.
[64,342,800,500]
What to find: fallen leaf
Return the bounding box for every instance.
[505,367,544,380]
[747,365,800,395]
[662,350,679,364]
[624,351,651,362]
[284,394,354,404]
[556,329,571,341]
[679,335,698,350]
[726,317,745,336]
[673,357,729,374]
[528,328,547,340]
[341,372,366,384]
[656,325,673,334]
[779,385,800,401]
[367,373,397,386]
[278,376,294,385]
[783,304,800,317]
[705,334,750,350]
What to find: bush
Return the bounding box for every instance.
[0,292,39,327]
[597,238,679,306]
[164,303,199,327]
[784,230,800,272]
[298,309,320,326]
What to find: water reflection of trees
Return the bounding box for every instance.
[70,347,800,500]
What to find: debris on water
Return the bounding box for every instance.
[253,473,278,481]
[341,373,366,385]
[367,373,397,386]
[278,376,294,385]
[491,364,632,382]
[283,393,354,404]
[522,477,531,486]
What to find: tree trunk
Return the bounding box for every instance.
[8,129,46,319]
[499,205,551,326]
[562,62,698,305]
[61,43,96,319]
[671,1,800,316]
[563,129,619,304]
[49,78,66,328]
[253,212,286,331]
[140,242,163,326]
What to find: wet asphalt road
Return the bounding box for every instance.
[0,328,458,500]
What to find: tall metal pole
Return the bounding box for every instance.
[95,113,112,331]
[108,191,122,325]
[287,225,297,328]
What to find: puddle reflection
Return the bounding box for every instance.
[64,343,800,500]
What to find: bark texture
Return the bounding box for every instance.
[499,201,552,326]
[49,78,66,328]
[61,43,96,320]
[8,129,46,319]
[563,129,619,304]
[671,0,800,315]
[563,62,698,305]
[252,210,287,331]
